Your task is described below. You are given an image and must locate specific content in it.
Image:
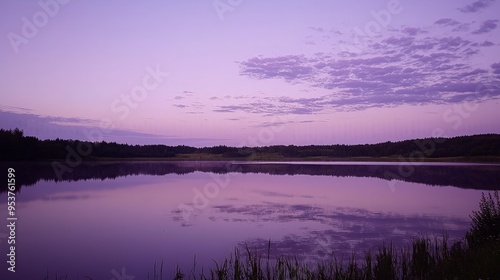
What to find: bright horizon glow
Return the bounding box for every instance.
[1,0,499,147]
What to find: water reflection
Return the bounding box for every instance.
[1,161,499,191]
[222,202,468,262]
[0,162,497,279]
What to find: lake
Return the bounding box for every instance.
[1,161,499,279]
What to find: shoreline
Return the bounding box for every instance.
[3,155,500,164]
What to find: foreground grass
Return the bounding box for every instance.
[164,236,499,280]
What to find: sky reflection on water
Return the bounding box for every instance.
[0,162,496,279]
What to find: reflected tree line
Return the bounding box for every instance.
[1,128,499,161]
[1,161,499,192]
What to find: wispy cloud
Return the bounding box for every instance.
[434,18,461,26]
[239,55,314,82]
[254,120,316,128]
[492,63,500,74]
[0,106,99,127]
[459,0,495,13]
[472,40,496,47]
[308,26,325,33]
[213,96,323,116]
[0,109,205,145]
[173,104,188,108]
[233,24,500,115]
[472,19,499,34]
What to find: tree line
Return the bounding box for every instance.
[1,128,499,161]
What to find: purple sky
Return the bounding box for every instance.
[1,0,499,146]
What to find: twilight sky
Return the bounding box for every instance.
[1,0,499,146]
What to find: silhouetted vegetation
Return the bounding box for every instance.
[1,128,500,161]
[466,191,500,250]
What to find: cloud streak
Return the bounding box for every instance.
[459,0,495,13]
[232,24,500,115]
[472,19,499,34]
[0,109,217,146]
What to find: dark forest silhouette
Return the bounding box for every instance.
[1,128,499,161]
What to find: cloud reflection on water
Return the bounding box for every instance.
[210,201,469,262]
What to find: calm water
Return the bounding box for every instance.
[0,161,499,279]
